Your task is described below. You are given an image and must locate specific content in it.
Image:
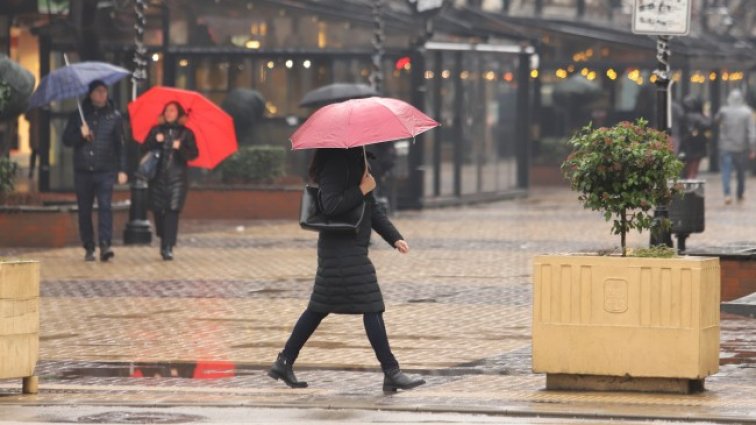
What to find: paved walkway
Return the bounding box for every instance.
[1,173,755,423]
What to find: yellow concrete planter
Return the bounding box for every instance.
[0,260,40,394]
[532,255,720,393]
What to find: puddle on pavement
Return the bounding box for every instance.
[60,361,241,380]
[76,411,204,424]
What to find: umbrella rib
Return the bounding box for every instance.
[374,99,415,140]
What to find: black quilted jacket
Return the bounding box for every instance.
[62,99,126,173]
[308,148,403,315]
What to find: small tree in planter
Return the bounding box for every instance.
[561,119,683,256]
[534,119,719,394]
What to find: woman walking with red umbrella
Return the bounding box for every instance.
[141,101,199,260]
[269,97,438,392]
[129,86,237,259]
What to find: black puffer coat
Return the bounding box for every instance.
[308,148,403,315]
[680,97,711,161]
[142,124,199,212]
[62,99,126,173]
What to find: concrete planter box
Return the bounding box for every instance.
[532,255,720,394]
[0,260,40,394]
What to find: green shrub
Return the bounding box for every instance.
[218,145,286,184]
[533,137,572,165]
[0,156,17,195]
[631,245,677,258]
[562,119,683,256]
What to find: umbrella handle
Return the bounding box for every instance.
[63,53,87,126]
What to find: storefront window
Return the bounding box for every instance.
[422,49,519,199]
[168,0,401,51]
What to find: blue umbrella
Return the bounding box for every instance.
[28,60,130,112]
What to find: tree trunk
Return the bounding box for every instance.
[620,209,627,256]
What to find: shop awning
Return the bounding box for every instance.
[467,7,756,67]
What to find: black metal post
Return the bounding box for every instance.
[124,0,151,245]
[406,18,433,209]
[475,54,484,193]
[576,0,586,19]
[3,15,11,56]
[452,50,463,197]
[515,48,531,190]
[38,35,51,192]
[708,70,721,172]
[535,0,543,16]
[407,41,426,209]
[650,35,673,248]
[161,3,174,86]
[432,50,442,197]
[369,0,384,95]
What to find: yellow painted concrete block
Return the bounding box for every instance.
[532,255,720,380]
[0,261,40,299]
[0,261,40,381]
[0,334,39,378]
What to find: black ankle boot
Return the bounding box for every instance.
[84,248,96,262]
[160,245,173,261]
[99,244,114,262]
[383,368,425,393]
[268,353,307,388]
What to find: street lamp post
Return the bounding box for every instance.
[123,0,151,245]
[649,35,674,248]
[631,0,692,249]
[404,0,446,209]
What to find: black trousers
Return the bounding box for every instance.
[153,210,180,247]
[74,170,115,250]
[282,308,399,373]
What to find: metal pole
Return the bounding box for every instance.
[432,50,442,197]
[369,0,384,95]
[124,0,151,245]
[650,35,673,248]
[515,48,531,190]
[708,70,721,172]
[131,0,147,102]
[407,18,431,209]
[452,50,463,197]
[38,35,51,192]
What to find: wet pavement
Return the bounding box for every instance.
[1,173,755,423]
[0,406,731,425]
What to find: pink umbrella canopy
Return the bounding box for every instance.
[290,97,439,150]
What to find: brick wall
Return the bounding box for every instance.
[720,259,756,302]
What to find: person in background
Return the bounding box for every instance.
[715,90,756,204]
[678,96,711,179]
[141,101,199,260]
[62,80,128,262]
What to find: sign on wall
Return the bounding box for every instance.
[632,0,692,36]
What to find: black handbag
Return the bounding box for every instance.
[299,185,366,233]
[135,150,161,181]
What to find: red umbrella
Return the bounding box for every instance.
[290,97,439,150]
[128,86,237,169]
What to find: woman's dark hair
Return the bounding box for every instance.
[308,150,325,183]
[162,101,187,122]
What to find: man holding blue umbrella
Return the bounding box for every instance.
[62,80,128,262]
